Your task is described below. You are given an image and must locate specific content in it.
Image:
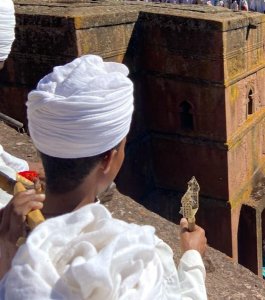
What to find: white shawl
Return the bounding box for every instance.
[0,203,207,299]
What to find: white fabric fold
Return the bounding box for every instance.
[0,203,207,299]
[27,55,134,158]
[0,144,29,208]
[0,145,29,174]
[178,250,207,299]
[0,0,15,61]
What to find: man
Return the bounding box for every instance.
[0,54,207,299]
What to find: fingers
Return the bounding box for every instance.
[0,191,45,243]
[179,218,207,256]
[13,189,40,205]
[14,193,45,216]
[180,218,188,229]
[194,225,206,237]
[180,218,204,233]
[14,200,44,218]
[180,218,193,234]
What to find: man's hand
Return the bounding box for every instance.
[0,189,45,278]
[180,218,207,257]
[0,189,45,244]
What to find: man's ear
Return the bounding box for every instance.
[101,149,118,174]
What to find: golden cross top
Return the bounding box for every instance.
[179,176,200,231]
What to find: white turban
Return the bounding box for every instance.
[0,0,15,61]
[0,203,181,299]
[27,55,134,158]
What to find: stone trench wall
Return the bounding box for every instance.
[117,4,265,276]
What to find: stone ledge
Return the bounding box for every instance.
[1,121,265,298]
[14,0,265,31]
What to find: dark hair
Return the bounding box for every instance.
[40,151,107,194]
[40,142,121,194]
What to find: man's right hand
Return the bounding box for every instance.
[180,218,207,257]
[0,189,45,278]
[0,189,45,244]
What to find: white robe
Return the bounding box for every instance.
[0,144,29,208]
[0,202,207,299]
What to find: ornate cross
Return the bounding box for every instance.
[179,176,200,232]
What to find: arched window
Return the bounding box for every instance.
[247,90,254,117]
[179,101,194,130]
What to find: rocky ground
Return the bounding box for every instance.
[0,121,39,163]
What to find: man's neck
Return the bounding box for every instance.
[42,177,98,218]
